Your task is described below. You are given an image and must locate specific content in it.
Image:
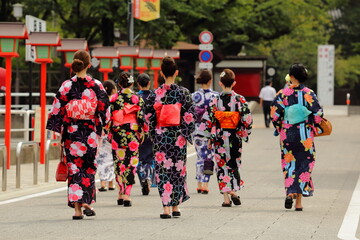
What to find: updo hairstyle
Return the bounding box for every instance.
[196,69,212,84]
[71,50,90,73]
[161,56,177,78]
[220,69,235,87]
[118,71,133,88]
[289,63,308,83]
[102,80,117,96]
[137,73,151,87]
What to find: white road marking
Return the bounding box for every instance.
[0,151,197,206]
[338,174,360,240]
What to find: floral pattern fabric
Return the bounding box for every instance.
[46,75,109,207]
[95,134,115,182]
[192,88,219,183]
[270,84,323,197]
[202,91,252,193]
[145,84,196,207]
[109,88,146,196]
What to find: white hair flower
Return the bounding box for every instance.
[127,75,134,83]
[220,72,226,78]
[285,74,291,82]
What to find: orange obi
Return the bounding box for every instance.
[112,104,140,126]
[66,99,97,120]
[154,102,182,127]
[214,111,240,129]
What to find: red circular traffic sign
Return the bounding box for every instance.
[199,31,213,44]
[199,50,213,63]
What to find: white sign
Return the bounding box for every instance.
[317,45,334,106]
[91,57,100,68]
[199,44,213,51]
[25,15,47,62]
[199,62,213,69]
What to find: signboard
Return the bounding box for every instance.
[199,50,213,63]
[199,62,213,69]
[199,31,213,44]
[134,0,160,22]
[317,45,334,106]
[199,44,213,51]
[25,15,46,62]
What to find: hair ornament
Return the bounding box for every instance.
[220,72,226,78]
[127,75,134,83]
[285,74,291,82]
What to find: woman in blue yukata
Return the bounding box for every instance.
[192,69,218,194]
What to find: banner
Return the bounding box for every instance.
[317,45,335,106]
[134,0,160,22]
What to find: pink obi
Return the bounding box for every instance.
[112,104,140,126]
[66,98,97,120]
[154,102,182,127]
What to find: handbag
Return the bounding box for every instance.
[315,118,332,137]
[55,147,68,182]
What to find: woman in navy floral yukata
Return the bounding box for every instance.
[146,57,196,219]
[271,63,324,211]
[47,50,109,220]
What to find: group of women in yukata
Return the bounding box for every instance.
[47,50,324,220]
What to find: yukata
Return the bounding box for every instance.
[109,88,146,196]
[95,133,115,182]
[137,90,156,186]
[46,75,109,208]
[202,91,252,194]
[270,84,323,197]
[192,88,218,183]
[146,84,196,207]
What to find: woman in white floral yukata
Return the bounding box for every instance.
[202,69,252,207]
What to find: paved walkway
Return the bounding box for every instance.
[0,113,359,240]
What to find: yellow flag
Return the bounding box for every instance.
[134,0,160,22]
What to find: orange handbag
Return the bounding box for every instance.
[315,118,332,137]
[214,111,240,129]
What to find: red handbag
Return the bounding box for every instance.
[55,148,68,182]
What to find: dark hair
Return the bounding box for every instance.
[265,80,272,86]
[103,80,117,96]
[220,69,235,87]
[158,75,165,85]
[118,72,133,88]
[137,73,151,87]
[72,50,90,73]
[196,70,212,84]
[289,63,308,83]
[161,56,177,78]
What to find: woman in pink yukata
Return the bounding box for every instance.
[46,50,109,220]
[108,72,147,207]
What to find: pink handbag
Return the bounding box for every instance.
[66,98,97,120]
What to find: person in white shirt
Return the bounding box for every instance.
[259,80,277,128]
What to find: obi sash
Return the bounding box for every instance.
[112,104,140,126]
[195,106,206,123]
[153,102,182,127]
[214,111,240,129]
[284,91,311,125]
[66,98,97,120]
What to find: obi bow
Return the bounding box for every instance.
[214,111,240,129]
[112,104,140,126]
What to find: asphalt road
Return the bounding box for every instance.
[0,114,359,240]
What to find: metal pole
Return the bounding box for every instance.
[128,0,134,76]
[16,142,23,188]
[1,144,7,191]
[33,143,38,185]
[16,141,39,188]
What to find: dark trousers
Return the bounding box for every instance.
[263,101,272,128]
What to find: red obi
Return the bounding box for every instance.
[214,111,240,129]
[112,104,140,126]
[154,102,182,127]
[66,99,97,120]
